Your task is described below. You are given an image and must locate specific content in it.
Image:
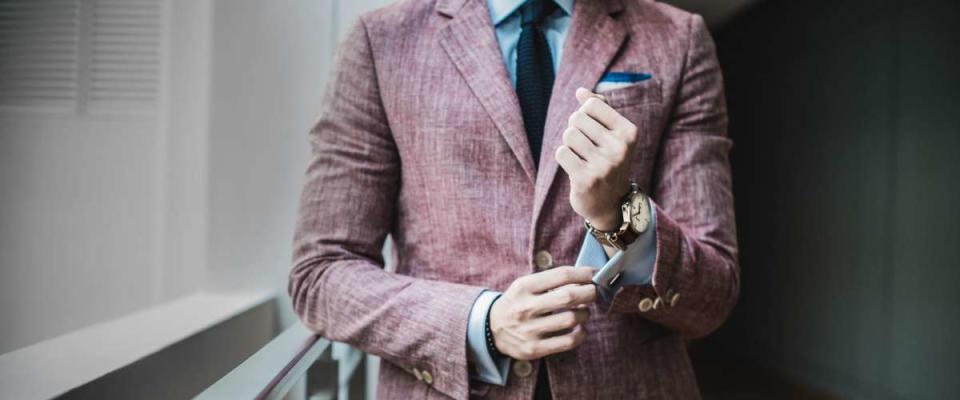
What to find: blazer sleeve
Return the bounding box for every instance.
[606,14,739,339]
[288,19,484,399]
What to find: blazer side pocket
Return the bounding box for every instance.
[598,77,663,108]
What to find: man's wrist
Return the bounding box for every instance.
[485,296,504,359]
[467,290,510,385]
[584,183,635,231]
[586,209,622,231]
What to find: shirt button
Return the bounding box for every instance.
[513,360,533,377]
[422,370,433,385]
[412,368,423,381]
[639,298,654,312]
[534,250,554,270]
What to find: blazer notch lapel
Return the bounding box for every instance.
[437,0,537,183]
[435,0,468,17]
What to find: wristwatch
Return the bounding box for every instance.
[584,183,651,250]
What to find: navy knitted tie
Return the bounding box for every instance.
[516,0,557,167]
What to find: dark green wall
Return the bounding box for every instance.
[710,1,960,398]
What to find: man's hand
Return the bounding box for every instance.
[555,88,639,231]
[489,266,596,360]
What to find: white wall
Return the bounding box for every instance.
[0,111,164,353]
[160,0,214,302]
[204,0,334,294]
[0,0,215,355]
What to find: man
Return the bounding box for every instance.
[289,0,738,398]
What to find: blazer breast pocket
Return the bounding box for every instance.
[600,78,667,187]
[598,77,663,108]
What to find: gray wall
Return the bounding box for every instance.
[710,0,960,398]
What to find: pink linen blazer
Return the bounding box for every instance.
[289,0,738,398]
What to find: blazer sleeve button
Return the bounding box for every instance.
[639,298,654,312]
[422,370,433,385]
[669,292,681,307]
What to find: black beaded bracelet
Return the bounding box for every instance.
[485,297,504,359]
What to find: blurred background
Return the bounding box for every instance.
[0,0,957,399]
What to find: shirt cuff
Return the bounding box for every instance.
[466,290,511,385]
[575,200,658,306]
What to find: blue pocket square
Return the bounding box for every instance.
[600,72,652,83]
[596,72,652,92]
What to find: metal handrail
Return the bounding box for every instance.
[196,323,331,400]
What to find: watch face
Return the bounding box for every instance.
[629,193,650,233]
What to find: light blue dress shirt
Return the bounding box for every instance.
[466,0,658,386]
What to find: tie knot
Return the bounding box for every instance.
[520,0,557,27]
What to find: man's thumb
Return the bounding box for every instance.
[575,87,605,105]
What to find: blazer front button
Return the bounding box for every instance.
[422,370,433,385]
[513,360,533,377]
[639,298,654,312]
[534,250,554,270]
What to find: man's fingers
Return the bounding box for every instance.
[568,110,613,146]
[561,127,600,161]
[528,308,590,335]
[533,324,588,357]
[555,145,585,172]
[578,95,630,135]
[534,283,597,314]
[520,266,594,293]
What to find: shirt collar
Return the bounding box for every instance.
[487,0,574,26]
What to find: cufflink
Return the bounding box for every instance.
[607,272,622,287]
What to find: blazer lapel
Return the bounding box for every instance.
[438,0,536,183]
[533,0,628,226]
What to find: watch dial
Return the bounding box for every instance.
[630,195,650,233]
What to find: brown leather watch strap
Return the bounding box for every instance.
[585,220,638,250]
[584,183,642,250]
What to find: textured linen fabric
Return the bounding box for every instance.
[289,0,738,399]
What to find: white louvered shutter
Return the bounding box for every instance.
[0,0,82,109]
[87,0,161,111]
[0,0,162,113]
